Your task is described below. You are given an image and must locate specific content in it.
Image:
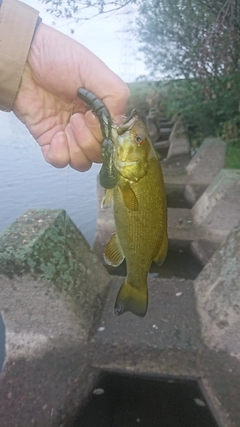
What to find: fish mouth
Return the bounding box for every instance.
[116,110,138,135]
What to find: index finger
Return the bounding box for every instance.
[79,49,130,119]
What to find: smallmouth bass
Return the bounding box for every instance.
[102,110,168,317]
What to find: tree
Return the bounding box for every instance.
[136,0,240,79]
[42,0,138,22]
[42,0,240,80]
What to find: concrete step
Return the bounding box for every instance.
[159,128,172,140]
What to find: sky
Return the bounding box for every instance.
[23,0,148,82]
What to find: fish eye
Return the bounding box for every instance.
[136,135,144,145]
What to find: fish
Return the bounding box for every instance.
[102,110,168,317]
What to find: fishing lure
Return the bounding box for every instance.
[77,88,118,189]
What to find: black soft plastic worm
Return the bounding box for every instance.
[77,88,112,139]
[77,88,118,189]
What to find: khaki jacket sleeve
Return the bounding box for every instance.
[0,0,39,111]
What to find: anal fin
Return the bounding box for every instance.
[104,232,124,267]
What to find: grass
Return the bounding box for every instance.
[225,144,240,169]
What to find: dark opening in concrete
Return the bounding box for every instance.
[105,247,203,280]
[166,191,192,209]
[72,371,221,427]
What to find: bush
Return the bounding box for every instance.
[127,75,240,168]
[155,74,240,147]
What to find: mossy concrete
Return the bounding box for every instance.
[0,209,110,326]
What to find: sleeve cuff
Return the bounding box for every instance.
[33,15,42,38]
[0,0,40,111]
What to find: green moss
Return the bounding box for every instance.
[0,209,110,321]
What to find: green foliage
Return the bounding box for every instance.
[127,76,240,169]
[221,116,240,146]
[126,81,162,119]
[132,0,240,163]
[136,0,240,80]
[148,74,240,148]
[225,144,240,169]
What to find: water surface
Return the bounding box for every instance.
[0,112,100,244]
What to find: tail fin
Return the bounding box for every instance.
[114,280,148,317]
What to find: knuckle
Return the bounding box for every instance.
[118,84,130,104]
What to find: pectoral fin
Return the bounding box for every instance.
[104,232,125,267]
[118,183,138,211]
[154,232,168,266]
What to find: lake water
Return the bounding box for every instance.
[0,111,101,372]
[0,112,101,243]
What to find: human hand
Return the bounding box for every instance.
[13,23,129,171]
